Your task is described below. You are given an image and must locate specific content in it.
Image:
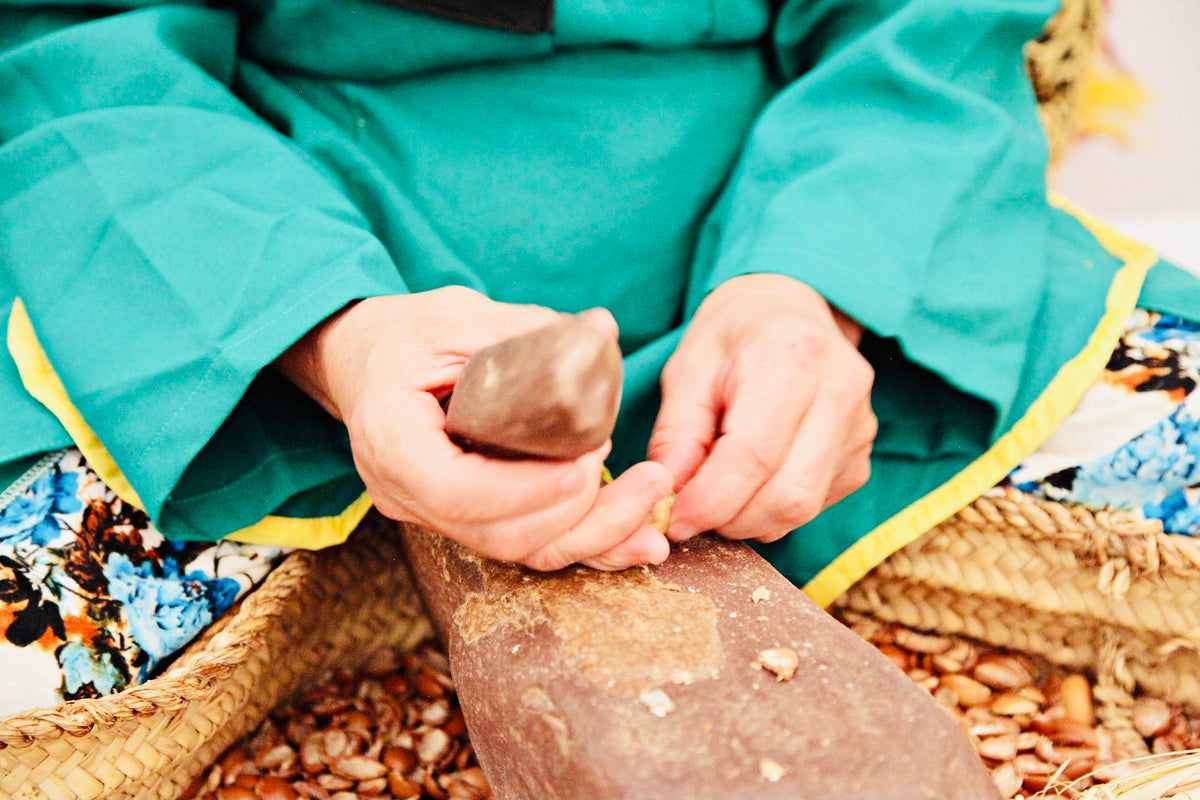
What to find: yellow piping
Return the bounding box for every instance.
[7,299,370,549]
[803,194,1159,607]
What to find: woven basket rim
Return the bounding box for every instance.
[974,487,1200,579]
[0,546,319,748]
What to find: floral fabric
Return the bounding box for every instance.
[1005,310,1200,534]
[0,449,286,715]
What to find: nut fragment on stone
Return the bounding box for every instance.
[758,757,787,782]
[669,669,695,686]
[755,647,800,682]
[639,688,676,717]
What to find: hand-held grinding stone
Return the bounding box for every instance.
[444,317,623,460]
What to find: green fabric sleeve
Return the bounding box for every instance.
[0,4,407,540]
[695,0,1061,430]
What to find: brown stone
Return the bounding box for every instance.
[400,525,1000,799]
[443,318,622,460]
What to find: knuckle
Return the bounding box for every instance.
[431,285,482,307]
[523,302,565,326]
[765,320,828,364]
[860,411,880,446]
[751,525,794,544]
[522,544,569,572]
[726,439,778,485]
[849,459,872,491]
[774,490,822,528]
[647,422,687,457]
[849,357,875,393]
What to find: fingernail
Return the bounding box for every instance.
[642,535,671,565]
[666,520,696,542]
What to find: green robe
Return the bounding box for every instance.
[3,0,1197,603]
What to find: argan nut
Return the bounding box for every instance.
[931,641,978,674]
[387,772,423,800]
[990,692,1040,717]
[1132,697,1173,739]
[991,762,1021,798]
[971,654,1034,691]
[976,734,1018,762]
[329,755,387,782]
[258,776,302,800]
[1059,673,1095,726]
[645,493,675,534]
[892,628,953,655]
[215,788,258,800]
[938,674,992,708]
[445,318,623,460]
[417,728,452,764]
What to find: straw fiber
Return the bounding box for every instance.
[0,514,432,800]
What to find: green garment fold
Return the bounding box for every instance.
[3,0,1197,593]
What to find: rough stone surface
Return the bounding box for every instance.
[399,526,1000,799]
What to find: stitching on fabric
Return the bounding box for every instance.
[0,449,67,510]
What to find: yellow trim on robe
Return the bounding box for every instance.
[225,490,374,548]
[7,298,371,549]
[803,195,1160,608]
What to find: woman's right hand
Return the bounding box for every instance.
[274,287,675,571]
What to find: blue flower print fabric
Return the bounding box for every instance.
[0,448,286,715]
[1005,310,1200,534]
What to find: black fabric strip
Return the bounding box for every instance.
[374,0,554,34]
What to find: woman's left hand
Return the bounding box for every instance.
[647,273,877,543]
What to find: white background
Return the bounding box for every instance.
[1051,0,1200,274]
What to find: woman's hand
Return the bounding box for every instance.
[275,287,674,571]
[648,273,876,543]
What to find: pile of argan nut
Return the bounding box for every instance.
[189,615,1199,800]
[836,609,1200,798]
[186,642,492,800]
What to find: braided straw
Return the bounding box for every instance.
[837,490,1200,712]
[1093,631,1150,760]
[0,513,432,800]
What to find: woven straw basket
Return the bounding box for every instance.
[834,488,1200,762]
[0,0,1125,797]
[0,514,431,799]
